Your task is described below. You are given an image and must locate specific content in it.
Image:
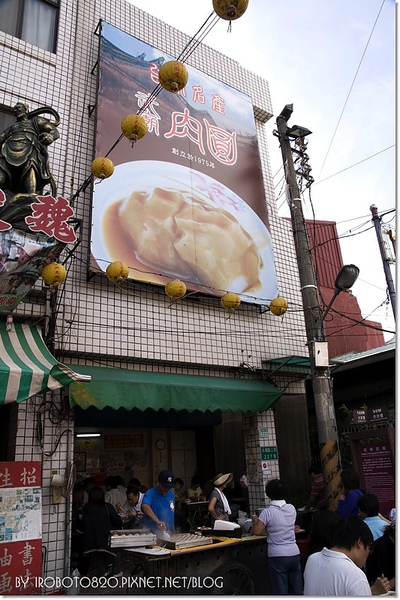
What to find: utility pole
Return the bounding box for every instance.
[370,204,396,321]
[275,104,342,511]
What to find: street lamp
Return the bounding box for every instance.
[321,264,360,323]
[286,125,312,139]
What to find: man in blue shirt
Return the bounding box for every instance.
[142,470,175,535]
[358,493,389,540]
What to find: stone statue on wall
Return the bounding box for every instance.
[0,102,60,197]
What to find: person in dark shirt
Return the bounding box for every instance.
[306,509,341,557]
[337,468,364,518]
[365,524,395,591]
[224,478,247,519]
[82,486,123,576]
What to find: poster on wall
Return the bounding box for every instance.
[0,461,42,595]
[0,229,64,312]
[90,21,278,305]
[357,437,395,517]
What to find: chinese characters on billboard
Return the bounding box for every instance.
[90,22,278,305]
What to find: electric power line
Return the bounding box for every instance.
[315,145,395,186]
[317,0,387,179]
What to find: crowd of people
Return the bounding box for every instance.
[71,466,395,596]
[71,470,248,576]
[71,474,148,576]
[250,467,395,596]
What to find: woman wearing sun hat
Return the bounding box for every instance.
[208,473,233,524]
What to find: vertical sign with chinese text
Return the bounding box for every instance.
[0,461,42,595]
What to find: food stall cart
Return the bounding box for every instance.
[112,531,269,595]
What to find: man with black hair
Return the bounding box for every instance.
[142,470,175,535]
[304,516,391,595]
[358,493,388,540]
[252,479,303,595]
[365,523,395,591]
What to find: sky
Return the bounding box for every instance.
[127,0,396,342]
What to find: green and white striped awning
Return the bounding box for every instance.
[0,323,90,405]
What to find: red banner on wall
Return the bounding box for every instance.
[0,461,42,595]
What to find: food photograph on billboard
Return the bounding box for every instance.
[90,21,278,305]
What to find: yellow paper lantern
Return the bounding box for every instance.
[41,262,67,287]
[106,261,129,283]
[221,292,241,311]
[91,157,114,179]
[121,114,148,142]
[269,296,288,316]
[158,61,189,93]
[212,0,249,20]
[165,279,187,300]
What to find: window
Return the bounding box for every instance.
[0,0,59,53]
[0,106,14,133]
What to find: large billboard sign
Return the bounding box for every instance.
[90,21,278,304]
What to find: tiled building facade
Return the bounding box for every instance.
[0,0,309,582]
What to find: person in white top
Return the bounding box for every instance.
[304,516,391,596]
[104,475,126,511]
[116,485,144,527]
[252,478,302,595]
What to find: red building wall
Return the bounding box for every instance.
[305,220,384,358]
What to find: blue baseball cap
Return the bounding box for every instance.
[158,470,175,489]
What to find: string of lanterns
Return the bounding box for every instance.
[40,256,287,316]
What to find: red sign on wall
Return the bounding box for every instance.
[0,461,42,595]
[0,540,42,595]
[357,442,395,518]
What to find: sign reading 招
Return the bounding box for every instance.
[0,461,42,595]
[90,22,278,306]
